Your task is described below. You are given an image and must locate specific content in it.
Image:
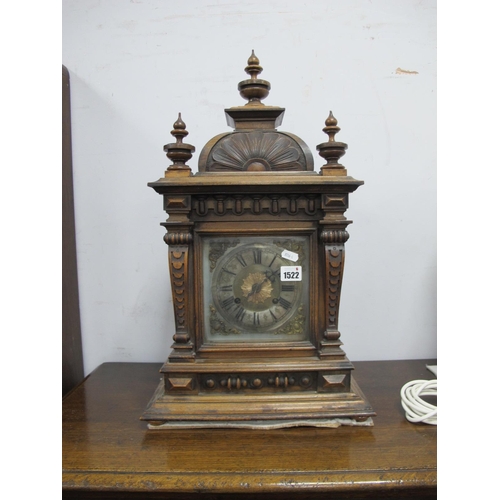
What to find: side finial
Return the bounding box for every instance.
[316,111,348,176]
[172,113,188,142]
[238,50,270,105]
[163,113,195,177]
[323,111,340,141]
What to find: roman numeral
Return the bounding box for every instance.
[269,310,278,322]
[278,297,292,310]
[253,249,262,264]
[281,284,295,292]
[253,312,260,326]
[218,285,233,292]
[221,297,235,309]
[235,254,247,267]
[222,268,236,276]
[234,306,246,323]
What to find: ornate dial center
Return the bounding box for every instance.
[241,272,272,303]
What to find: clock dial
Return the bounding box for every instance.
[203,237,309,342]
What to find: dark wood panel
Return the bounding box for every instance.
[62,65,84,396]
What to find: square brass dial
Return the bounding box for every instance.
[202,235,310,343]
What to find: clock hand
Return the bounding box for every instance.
[265,268,280,283]
[241,272,273,304]
[246,278,269,298]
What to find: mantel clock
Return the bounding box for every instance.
[142,52,375,427]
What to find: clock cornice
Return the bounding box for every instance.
[148,171,364,195]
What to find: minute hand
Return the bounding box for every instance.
[265,268,280,282]
[246,278,269,298]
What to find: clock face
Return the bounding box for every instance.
[202,236,310,343]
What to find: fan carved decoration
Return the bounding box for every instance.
[207,131,307,172]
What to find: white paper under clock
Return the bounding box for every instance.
[281,266,302,281]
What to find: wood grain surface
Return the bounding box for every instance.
[62,360,437,499]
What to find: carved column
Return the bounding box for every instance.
[319,187,352,360]
[161,193,194,361]
[164,230,194,361]
[320,228,350,358]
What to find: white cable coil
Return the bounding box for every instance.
[400,379,437,425]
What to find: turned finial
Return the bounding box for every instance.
[323,111,341,142]
[316,111,348,176]
[245,50,263,80]
[163,113,195,177]
[238,50,270,105]
[172,113,188,142]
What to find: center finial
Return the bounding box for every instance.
[245,50,263,80]
[238,50,270,105]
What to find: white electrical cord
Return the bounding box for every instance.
[400,379,437,425]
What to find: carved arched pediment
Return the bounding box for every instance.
[201,130,312,172]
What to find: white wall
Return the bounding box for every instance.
[62,0,436,375]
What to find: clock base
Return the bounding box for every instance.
[141,363,376,427]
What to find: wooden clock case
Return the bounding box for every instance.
[142,52,375,427]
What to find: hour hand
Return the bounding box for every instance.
[241,272,273,303]
[246,278,267,298]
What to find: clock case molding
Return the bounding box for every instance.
[142,52,375,426]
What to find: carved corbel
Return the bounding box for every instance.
[164,230,195,361]
[161,190,194,361]
[319,228,350,359]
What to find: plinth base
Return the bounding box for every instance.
[142,373,376,428]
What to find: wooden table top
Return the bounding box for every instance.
[62,359,437,499]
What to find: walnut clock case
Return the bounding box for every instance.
[142,52,375,427]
